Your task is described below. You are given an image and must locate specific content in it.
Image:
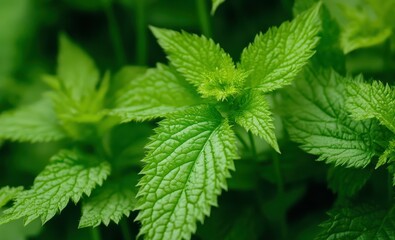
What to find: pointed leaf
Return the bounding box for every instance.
[150,27,247,101]
[57,34,100,103]
[232,91,279,152]
[283,66,384,168]
[0,99,66,142]
[240,3,321,92]
[135,105,238,240]
[0,187,23,208]
[346,80,395,134]
[79,175,137,228]
[111,64,201,122]
[0,150,110,225]
[316,204,395,239]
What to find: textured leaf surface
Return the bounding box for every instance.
[283,66,383,168]
[150,27,247,101]
[233,91,279,152]
[57,34,100,102]
[135,105,238,240]
[316,204,395,240]
[0,150,110,225]
[240,3,321,92]
[0,99,66,142]
[0,187,23,208]
[79,175,137,228]
[346,80,395,134]
[111,64,201,122]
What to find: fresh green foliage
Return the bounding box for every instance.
[316,204,395,239]
[0,187,23,208]
[282,65,384,168]
[79,176,137,228]
[115,3,322,239]
[0,150,110,225]
[2,0,395,239]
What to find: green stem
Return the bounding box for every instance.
[388,169,393,203]
[196,0,212,37]
[120,218,132,240]
[91,227,101,240]
[103,0,126,65]
[248,131,257,159]
[135,0,147,65]
[273,152,287,240]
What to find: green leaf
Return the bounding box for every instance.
[57,34,100,103]
[316,204,395,239]
[346,80,395,134]
[111,64,201,122]
[150,27,248,101]
[232,91,279,152]
[0,187,23,208]
[211,0,225,15]
[135,105,238,240]
[283,66,384,168]
[0,150,110,225]
[327,166,371,197]
[0,99,66,142]
[239,2,321,92]
[79,175,137,228]
[377,139,395,168]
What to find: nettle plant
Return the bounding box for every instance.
[2,0,395,238]
[0,2,322,240]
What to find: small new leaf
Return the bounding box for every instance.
[0,99,66,142]
[0,186,23,208]
[135,105,238,240]
[283,66,383,168]
[79,176,137,228]
[316,204,395,239]
[327,166,371,197]
[0,150,110,225]
[150,26,247,101]
[111,64,201,122]
[346,80,395,134]
[240,2,321,92]
[57,34,100,103]
[232,91,279,152]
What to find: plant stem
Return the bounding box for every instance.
[388,169,393,203]
[196,0,212,37]
[273,152,287,240]
[248,131,257,159]
[135,0,147,65]
[103,0,126,66]
[91,227,101,240]
[120,218,132,240]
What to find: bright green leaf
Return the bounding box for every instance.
[0,150,110,225]
[239,2,321,92]
[135,105,238,240]
[0,187,23,209]
[111,64,201,122]
[283,66,384,168]
[57,34,100,103]
[232,91,279,152]
[316,204,395,239]
[346,80,395,134]
[0,99,66,142]
[150,27,247,101]
[79,175,137,228]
